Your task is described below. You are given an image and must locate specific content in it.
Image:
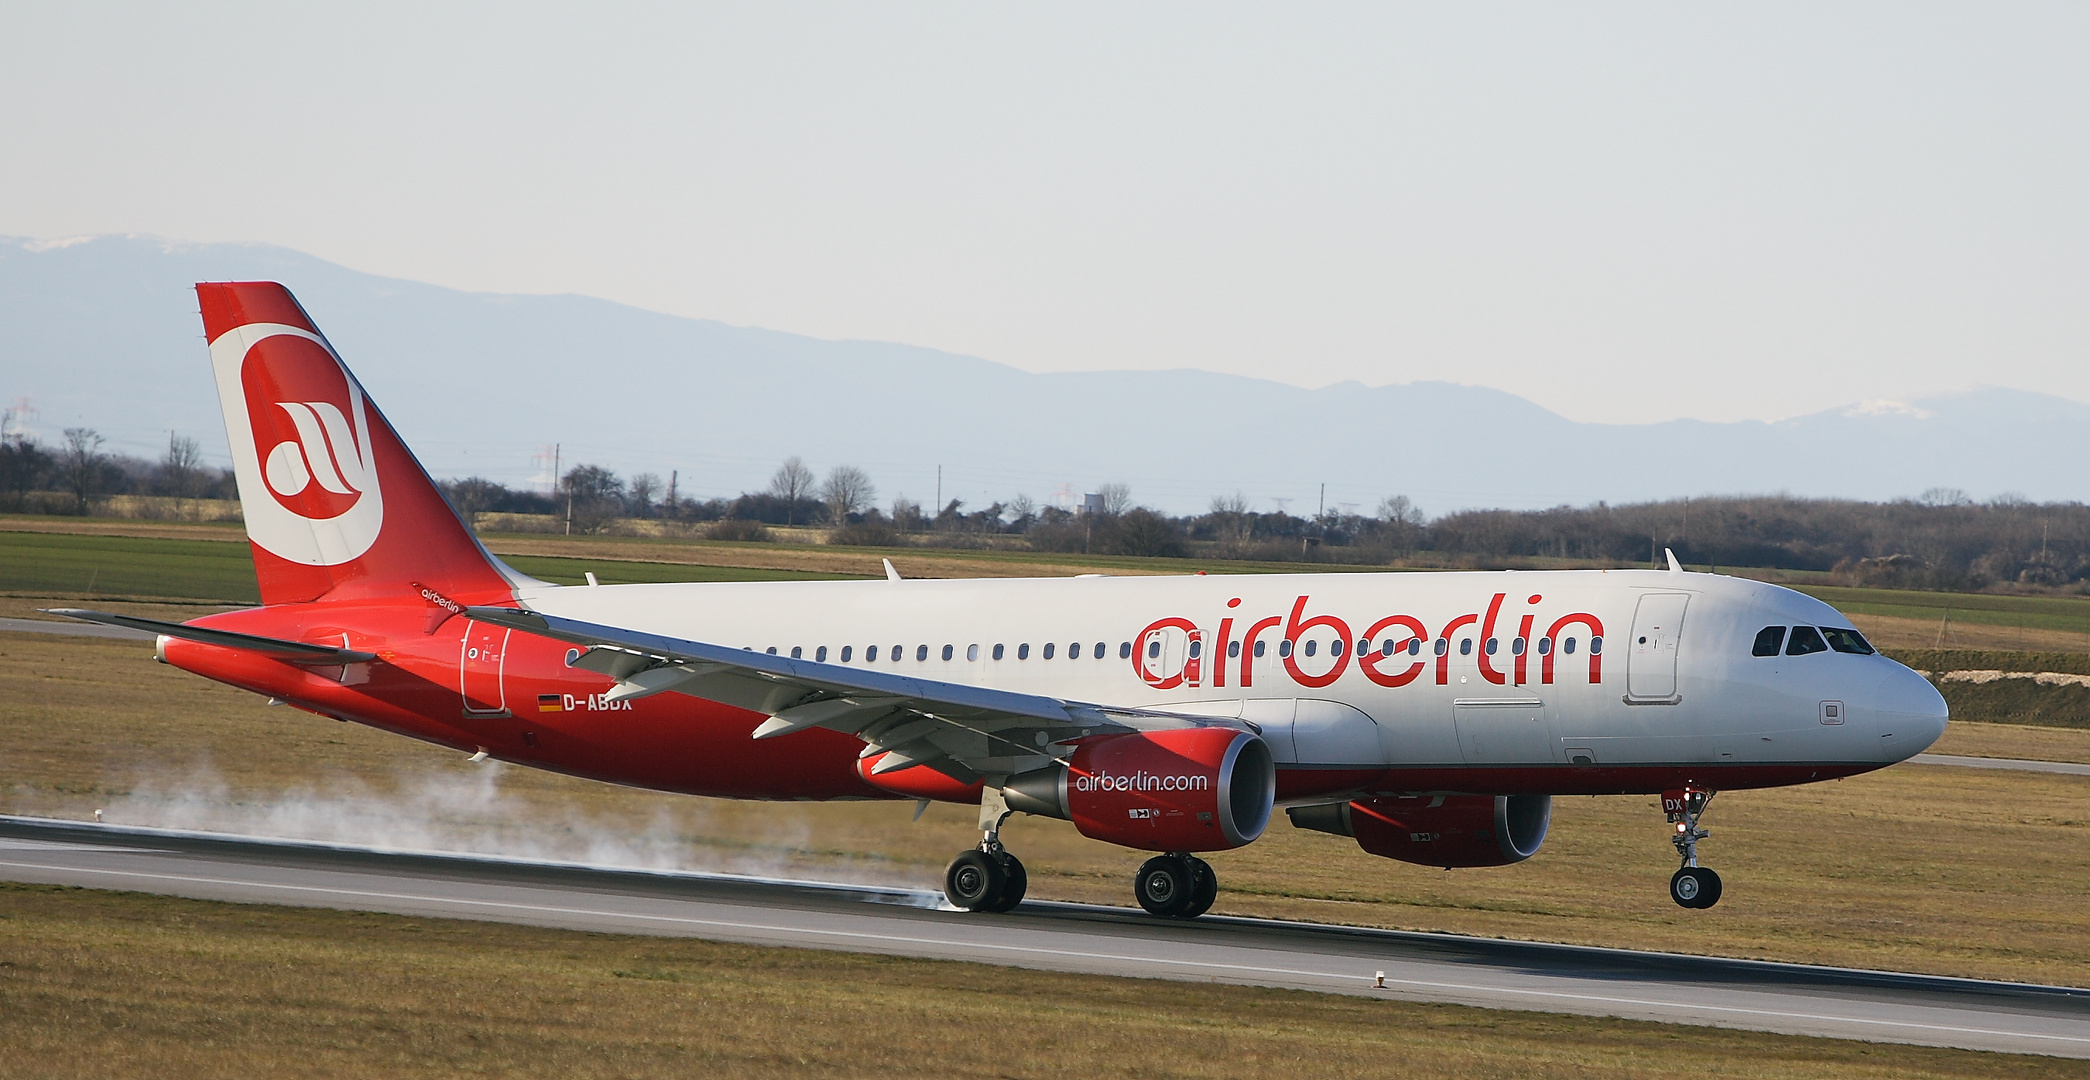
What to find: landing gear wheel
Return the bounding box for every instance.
[1135,854,1195,917]
[1178,857,1218,919]
[1670,866,1722,909]
[945,849,1007,911]
[984,853,1027,913]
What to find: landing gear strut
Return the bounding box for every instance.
[944,785,1028,913]
[1134,853,1218,919]
[1664,788,1723,909]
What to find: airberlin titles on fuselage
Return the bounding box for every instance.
[1131,592,1603,692]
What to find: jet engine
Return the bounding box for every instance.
[1005,728,1275,851]
[1287,794,1551,868]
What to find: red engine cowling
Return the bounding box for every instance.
[1287,794,1551,868]
[1004,728,1275,852]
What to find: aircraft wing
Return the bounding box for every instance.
[464,606,1227,783]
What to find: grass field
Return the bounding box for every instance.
[1,885,2063,1080]
[3,628,2087,986]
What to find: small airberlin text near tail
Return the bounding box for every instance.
[197,282,521,606]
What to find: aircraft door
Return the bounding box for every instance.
[1453,698,1556,765]
[1626,593,1690,702]
[460,620,512,717]
[1138,623,1199,687]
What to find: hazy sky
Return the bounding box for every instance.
[4,4,2086,425]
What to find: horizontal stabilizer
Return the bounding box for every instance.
[43,609,378,664]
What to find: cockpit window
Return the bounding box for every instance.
[1821,627,1875,655]
[1751,626,1786,657]
[1785,625,1829,656]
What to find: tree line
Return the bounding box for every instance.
[9,429,2087,592]
[0,428,233,514]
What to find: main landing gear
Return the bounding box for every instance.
[1134,853,1218,919]
[940,789,1220,919]
[1664,788,1723,909]
[944,787,1028,913]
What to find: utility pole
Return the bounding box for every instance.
[935,465,942,514]
[556,442,572,535]
[667,469,678,514]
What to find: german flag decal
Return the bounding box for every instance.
[538,694,564,713]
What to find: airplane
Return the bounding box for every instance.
[55,281,1950,918]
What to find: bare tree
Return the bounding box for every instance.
[160,432,205,514]
[561,464,625,534]
[1096,482,1132,516]
[891,496,924,533]
[1377,494,1425,526]
[1006,493,1037,529]
[769,456,815,526]
[60,427,108,513]
[1209,491,1251,543]
[820,465,876,525]
[627,473,662,519]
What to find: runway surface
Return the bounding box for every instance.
[0,816,2084,1058]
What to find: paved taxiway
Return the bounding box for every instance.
[0,816,2083,1058]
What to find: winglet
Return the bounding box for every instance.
[1665,548,1683,573]
[883,558,902,582]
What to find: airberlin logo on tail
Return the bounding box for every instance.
[208,323,386,567]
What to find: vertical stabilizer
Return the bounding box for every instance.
[197,282,518,606]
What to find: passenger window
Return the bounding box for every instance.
[1483,638,1498,656]
[892,644,903,662]
[1119,642,1132,659]
[1333,638,1346,657]
[817,646,828,662]
[1185,641,1199,659]
[942,644,954,661]
[1279,640,1293,658]
[1254,640,1267,658]
[766,647,777,655]
[967,644,979,661]
[1563,637,1577,655]
[1511,638,1526,656]
[1433,639,1448,657]
[1095,642,1106,659]
[1459,639,1473,656]
[1590,636,1603,655]
[1408,639,1423,656]
[866,645,878,662]
[1786,626,1829,656]
[916,644,929,661]
[1044,643,1056,660]
[993,644,1005,660]
[1381,640,1395,657]
[1019,643,1031,660]
[1069,642,1082,659]
[1822,627,1875,655]
[1752,626,1786,657]
[1538,637,1552,655]
[1148,640,1161,659]
[1228,640,1241,658]
[1303,640,1317,657]
[790,646,802,659]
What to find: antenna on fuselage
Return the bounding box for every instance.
[1664,548,1683,573]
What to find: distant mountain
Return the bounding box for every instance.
[3,234,2083,515]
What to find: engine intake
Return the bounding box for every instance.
[1006,728,1274,852]
[1288,794,1551,868]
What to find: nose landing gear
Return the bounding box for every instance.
[1664,788,1722,909]
[944,786,1029,913]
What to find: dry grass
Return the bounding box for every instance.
[1853,613,2090,655]
[0,884,2073,1080]
[4,630,2088,988]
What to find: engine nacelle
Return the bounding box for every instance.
[1005,728,1275,852]
[1287,794,1551,868]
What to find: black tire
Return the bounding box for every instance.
[1670,866,1720,909]
[1177,857,1218,919]
[946,849,1006,911]
[985,853,1028,913]
[1135,854,1194,917]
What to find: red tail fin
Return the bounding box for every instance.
[197,282,518,607]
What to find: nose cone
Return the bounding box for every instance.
[1875,664,1949,760]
